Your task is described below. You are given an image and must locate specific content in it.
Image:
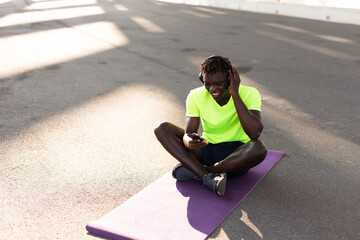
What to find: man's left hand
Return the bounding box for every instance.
[229,65,241,96]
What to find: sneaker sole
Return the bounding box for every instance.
[215,173,227,196]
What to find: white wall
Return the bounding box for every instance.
[158,0,360,25]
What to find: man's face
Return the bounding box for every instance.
[203,72,230,102]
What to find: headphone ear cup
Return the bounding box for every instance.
[199,72,204,83]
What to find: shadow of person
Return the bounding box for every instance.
[175,172,255,235]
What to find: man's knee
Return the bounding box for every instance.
[154,121,170,137]
[249,139,267,164]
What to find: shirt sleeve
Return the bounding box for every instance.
[243,87,262,111]
[186,91,200,117]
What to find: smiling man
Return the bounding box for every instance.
[154,56,267,196]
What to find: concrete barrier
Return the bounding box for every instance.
[157,0,360,25]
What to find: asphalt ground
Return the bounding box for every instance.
[0,0,359,239]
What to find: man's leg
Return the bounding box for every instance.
[154,122,228,196]
[154,122,208,178]
[207,139,267,176]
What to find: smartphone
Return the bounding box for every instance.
[189,133,204,141]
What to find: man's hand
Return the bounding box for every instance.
[183,133,208,150]
[229,65,241,96]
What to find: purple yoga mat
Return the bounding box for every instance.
[86,149,284,240]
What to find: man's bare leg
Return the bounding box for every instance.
[207,139,267,175]
[154,122,208,177]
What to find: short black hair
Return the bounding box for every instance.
[200,56,231,76]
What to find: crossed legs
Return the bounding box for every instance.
[154,122,267,178]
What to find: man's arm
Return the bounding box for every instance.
[183,117,208,150]
[229,66,263,140]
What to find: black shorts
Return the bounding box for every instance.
[201,141,244,166]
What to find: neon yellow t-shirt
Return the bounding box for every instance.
[186,85,262,144]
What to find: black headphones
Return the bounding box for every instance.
[199,55,232,84]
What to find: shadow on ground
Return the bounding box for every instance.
[0,0,359,239]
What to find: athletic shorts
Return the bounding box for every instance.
[201,141,244,166]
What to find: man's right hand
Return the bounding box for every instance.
[183,133,208,150]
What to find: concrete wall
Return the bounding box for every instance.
[158,0,360,25]
[262,0,360,10]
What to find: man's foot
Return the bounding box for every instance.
[172,163,201,182]
[202,172,227,196]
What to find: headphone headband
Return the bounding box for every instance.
[205,55,232,69]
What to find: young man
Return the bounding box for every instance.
[154,56,267,196]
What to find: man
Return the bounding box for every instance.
[154,56,267,196]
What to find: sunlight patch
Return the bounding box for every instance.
[0,6,105,28]
[25,0,97,10]
[114,4,129,11]
[0,84,184,189]
[0,22,129,78]
[180,9,211,18]
[131,16,165,33]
